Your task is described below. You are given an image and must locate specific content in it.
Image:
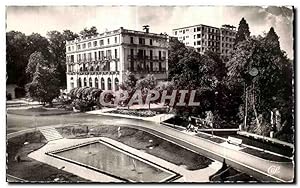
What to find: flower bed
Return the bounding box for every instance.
[106,109,160,117]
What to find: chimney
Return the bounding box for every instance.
[143,25,150,33]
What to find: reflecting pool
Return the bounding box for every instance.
[50,140,178,182]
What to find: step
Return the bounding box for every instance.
[39,127,63,142]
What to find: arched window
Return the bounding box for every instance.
[89,77,92,87]
[101,77,105,90]
[78,78,82,87]
[107,78,112,90]
[90,66,94,71]
[114,78,119,91]
[96,66,100,71]
[84,77,87,86]
[95,78,99,88]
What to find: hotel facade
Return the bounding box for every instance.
[172,24,236,58]
[65,27,169,92]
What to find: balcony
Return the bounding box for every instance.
[127,55,166,61]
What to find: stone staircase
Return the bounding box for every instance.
[39,127,63,142]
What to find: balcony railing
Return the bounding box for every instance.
[127,55,166,61]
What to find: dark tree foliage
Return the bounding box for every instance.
[47,30,78,87]
[227,27,293,142]
[79,26,99,38]
[6,29,79,90]
[6,31,29,86]
[25,60,60,105]
[234,17,251,45]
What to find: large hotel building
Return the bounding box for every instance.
[65,27,168,92]
[172,24,236,57]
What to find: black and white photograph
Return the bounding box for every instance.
[5,4,295,183]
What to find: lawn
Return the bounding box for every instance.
[7,107,73,116]
[241,148,292,162]
[7,130,88,182]
[56,125,213,170]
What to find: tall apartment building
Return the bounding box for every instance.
[172,24,236,57]
[65,27,168,92]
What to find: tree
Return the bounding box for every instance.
[47,30,79,88]
[6,31,29,86]
[26,51,49,81]
[69,87,102,111]
[226,27,293,141]
[234,17,251,45]
[25,62,60,105]
[119,71,137,107]
[136,74,157,109]
[27,33,51,61]
[168,37,189,80]
[47,31,66,87]
[169,47,224,119]
[63,30,79,41]
[79,26,98,38]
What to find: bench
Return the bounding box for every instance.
[227,136,243,146]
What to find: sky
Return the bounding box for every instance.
[6,6,294,58]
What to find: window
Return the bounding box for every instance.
[78,78,82,87]
[158,51,162,60]
[197,27,201,32]
[150,50,153,59]
[107,38,110,45]
[106,50,112,59]
[77,45,81,50]
[93,41,97,47]
[183,30,185,34]
[94,52,97,60]
[106,60,110,71]
[88,42,91,48]
[88,53,92,61]
[95,78,99,88]
[139,38,145,45]
[89,78,93,87]
[100,40,104,46]
[115,78,119,91]
[130,37,134,44]
[194,28,196,32]
[197,34,201,38]
[149,39,153,45]
[115,37,118,43]
[197,41,201,45]
[114,49,118,59]
[84,77,87,86]
[82,43,86,49]
[174,31,177,35]
[107,78,112,90]
[130,49,134,56]
[101,78,105,90]
[68,46,71,51]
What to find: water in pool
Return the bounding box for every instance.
[54,141,175,182]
